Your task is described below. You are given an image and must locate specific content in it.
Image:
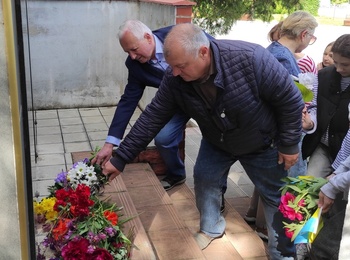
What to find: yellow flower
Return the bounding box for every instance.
[34,201,45,215]
[41,197,56,212]
[34,197,57,219]
[298,176,315,181]
[45,210,58,221]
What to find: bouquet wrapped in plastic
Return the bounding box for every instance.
[291,72,316,103]
[279,175,327,244]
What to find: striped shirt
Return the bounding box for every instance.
[332,78,350,170]
[296,54,318,109]
[333,130,350,170]
[297,54,317,75]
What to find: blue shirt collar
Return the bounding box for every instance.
[149,34,168,70]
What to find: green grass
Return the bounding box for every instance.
[316,16,345,26]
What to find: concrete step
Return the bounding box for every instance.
[120,163,206,260]
[120,163,268,259]
[101,171,157,260]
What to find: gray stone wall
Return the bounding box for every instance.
[23,1,175,110]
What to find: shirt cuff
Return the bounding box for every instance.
[105,136,121,146]
[303,109,317,134]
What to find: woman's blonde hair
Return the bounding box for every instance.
[268,21,283,42]
[280,11,318,39]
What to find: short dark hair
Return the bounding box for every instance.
[331,34,350,59]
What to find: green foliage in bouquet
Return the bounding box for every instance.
[294,81,314,103]
[292,72,316,103]
[279,176,328,241]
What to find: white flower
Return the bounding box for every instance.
[67,161,98,188]
[85,173,98,185]
[67,168,83,181]
[297,72,316,90]
[75,161,88,173]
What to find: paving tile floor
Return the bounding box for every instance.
[30,106,255,201]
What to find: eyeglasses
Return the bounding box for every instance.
[307,32,317,45]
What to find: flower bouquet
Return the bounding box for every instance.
[34,148,134,259]
[279,175,328,244]
[291,72,316,103]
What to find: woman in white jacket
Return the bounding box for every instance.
[318,156,350,212]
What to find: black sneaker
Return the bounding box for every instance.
[220,194,225,213]
[161,176,186,191]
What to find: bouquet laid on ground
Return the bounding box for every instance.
[279,175,328,244]
[34,148,134,260]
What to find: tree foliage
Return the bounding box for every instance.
[331,0,349,5]
[301,0,320,16]
[192,0,304,36]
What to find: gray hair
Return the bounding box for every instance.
[280,11,318,39]
[118,20,152,40]
[164,23,209,59]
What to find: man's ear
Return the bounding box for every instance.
[144,33,152,43]
[199,46,209,59]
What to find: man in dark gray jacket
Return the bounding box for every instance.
[103,23,304,259]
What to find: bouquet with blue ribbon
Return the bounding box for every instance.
[279,176,327,244]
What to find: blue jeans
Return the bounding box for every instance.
[288,133,307,177]
[154,112,189,179]
[194,139,295,259]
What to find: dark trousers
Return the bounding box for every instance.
[309,193,347,260]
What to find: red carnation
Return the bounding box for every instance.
[104,210,118,226]
[61,237,90,260]
[87,248,113,260]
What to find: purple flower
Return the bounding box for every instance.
[92,234,101,243]
[104,227,115,236]
[63,229,74,240]
[83,158,89,164]
[41,237,50,247]
[36,253,46,260]
[98,233,107,240]
[87,245,95,254]
[55,171,67,183]
[87,231,95,240]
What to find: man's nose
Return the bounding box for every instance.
[129,52,137,60]
[172,67,181,76]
